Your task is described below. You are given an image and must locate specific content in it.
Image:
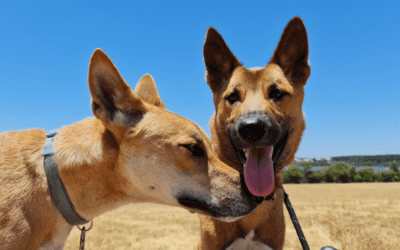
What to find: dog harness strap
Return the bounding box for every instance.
[43,129,89,225]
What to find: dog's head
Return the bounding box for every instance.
[87,49,263,221]
[203,17,310,196]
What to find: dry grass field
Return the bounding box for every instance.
[64,183,400,250]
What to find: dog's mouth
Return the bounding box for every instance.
[228,125,289,197]
[177,194,254,221]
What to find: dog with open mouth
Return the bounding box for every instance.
[198,16,311,249]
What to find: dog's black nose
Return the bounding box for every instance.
[236,110,282,145]
[237,116,268,143]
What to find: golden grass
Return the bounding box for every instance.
[64,183,400,249]
[283,183,400,250]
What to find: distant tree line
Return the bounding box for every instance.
[307,154,400,167]
[306,159,331,166]
[284,161,400,184]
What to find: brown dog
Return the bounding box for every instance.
[198,17,311,250]
[0,49,263,250]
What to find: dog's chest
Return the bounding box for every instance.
[225,230,273,250]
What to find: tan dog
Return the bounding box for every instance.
[198,17,311,249]
[0,49,263,250]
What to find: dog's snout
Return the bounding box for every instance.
[235,110,282,146]
[236,111,269,143]
[237,119,267,143]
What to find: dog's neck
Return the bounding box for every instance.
[50,117,141,221]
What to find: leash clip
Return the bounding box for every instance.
[77,220,93,250]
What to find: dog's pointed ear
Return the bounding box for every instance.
[88,48,146,127]
[203,27,241,93]
[270,17,311,86]
[134,74,166,109]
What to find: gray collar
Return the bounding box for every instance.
[43,129,89,225]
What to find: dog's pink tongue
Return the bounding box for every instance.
[244,147,274,197]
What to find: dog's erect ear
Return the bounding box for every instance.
[88,48,146,127]
[270,17,311,86]
[203,27,241,93]
[134,74,166,109]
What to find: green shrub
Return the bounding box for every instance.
[358,168,376,182]
[375,172,382,182]
[307,170,326,183]
[377,171,396,182]
[396,171,400,181]
[353,174,362,182]
[301,162,313,171]
[389,161,398,172]
[349,166,357,182]
[325,162,351,183]
[283,166,304,184]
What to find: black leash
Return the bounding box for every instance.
[282,188,310,250]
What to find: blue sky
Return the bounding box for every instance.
[1,1,399,158]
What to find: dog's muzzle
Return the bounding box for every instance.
[232,110,282,149]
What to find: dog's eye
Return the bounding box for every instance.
[225,92,240,105]
[181,143,205,157]
[269,89,286,101]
